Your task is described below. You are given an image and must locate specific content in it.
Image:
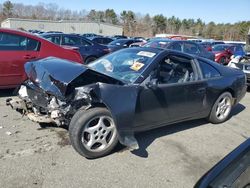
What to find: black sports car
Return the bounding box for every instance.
[7,47,246,158]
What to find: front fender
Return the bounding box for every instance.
[90,83,140,150]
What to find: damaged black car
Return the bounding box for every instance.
[7,47,247,158]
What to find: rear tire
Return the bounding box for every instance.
[69,107,118,158]
[208,92,233,124]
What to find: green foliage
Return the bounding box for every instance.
[105,9,118,24]
[3,0,13,17]
[153,14,166,33]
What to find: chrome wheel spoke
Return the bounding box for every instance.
[98,117,105,127]
[215,95,232,120]
[99,138,108,149]
[81,115,116,152]
[85,134,96,150]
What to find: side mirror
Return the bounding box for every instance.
[146,78,158,90]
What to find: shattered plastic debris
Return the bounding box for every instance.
[5,131,12,136]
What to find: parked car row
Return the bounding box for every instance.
[0,28,83,89]
[2,28,248,90]
[40,33,110,63]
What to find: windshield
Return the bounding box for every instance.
[109,39,128,46]
[88,48,158,83]
[212,45,230,51]
[144,40,171,48]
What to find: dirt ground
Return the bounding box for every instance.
[0,89,249,188]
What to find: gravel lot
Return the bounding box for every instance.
[0,89,249,188]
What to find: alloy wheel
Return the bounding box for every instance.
[81,116,117,152]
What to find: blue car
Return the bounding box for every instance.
[40,33,110,64]
[144,39,215,61]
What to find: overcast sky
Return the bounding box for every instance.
[7,0,250,23]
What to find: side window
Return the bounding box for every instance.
[94,38,101,44]
[158,55,195,84]
[183,43,200,54]
[81,38,92,46]
[62,36,82,45]
[45,36,61,45]
[125,41,134,46]
[0,32,27,50]
[229,46,236,53]
[199,60,221,79]
[26,38,40,51]
[235,45,243,51]
[169,42,182,51]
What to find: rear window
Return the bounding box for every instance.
[144,40,171,48]
[199,60,221,79]
[212,45,230,51]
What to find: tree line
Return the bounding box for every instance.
[0,0,249,41]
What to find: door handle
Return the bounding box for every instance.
[23,55,37,60]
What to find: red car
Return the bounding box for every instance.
[212,44,234,64]
[0,28,83,89]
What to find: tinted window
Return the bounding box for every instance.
[235,45,243,51]
[212,45,230,51]
[26,38,40,51]
[0,32,40,51]
[169,42,182,51]
[125,40,136,46]
[81,38,91,46]
[183,42,200,54]
[62,36,82,45]
[44,36,61,45]
[144,40,171,48]
[0,32,26,50]
[199,60,221,79]
[104,38,113,44]
[93,38,102,44]
[109,39,128,46]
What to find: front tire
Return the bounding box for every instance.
[69,107,118,158]
[208,92,233,124]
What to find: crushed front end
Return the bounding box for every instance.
[6,82,91,126]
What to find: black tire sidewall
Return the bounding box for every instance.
[69,107,118,159]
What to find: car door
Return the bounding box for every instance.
[0,32,40,88]
[135,53,207,128]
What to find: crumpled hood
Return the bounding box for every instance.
[24,57,121,98]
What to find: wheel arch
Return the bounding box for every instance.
[223,87,236,104]
[84,55,98,64]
